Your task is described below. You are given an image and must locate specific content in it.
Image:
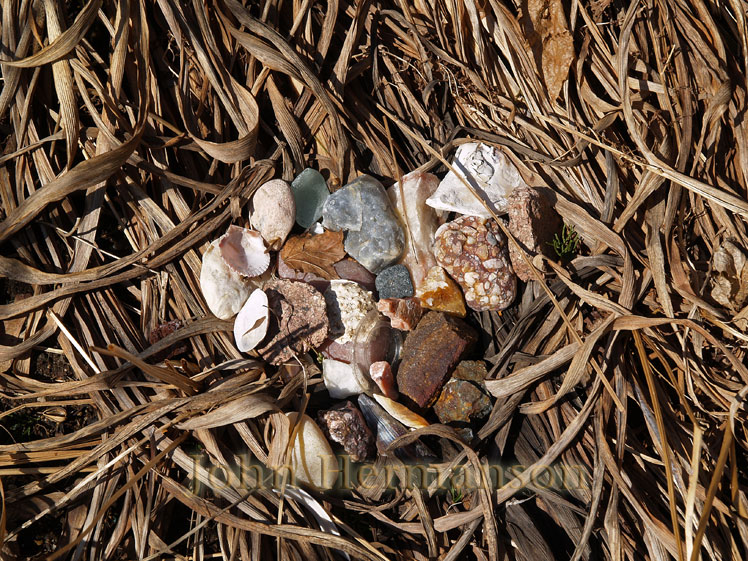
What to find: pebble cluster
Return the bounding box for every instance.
[195,146,566,471]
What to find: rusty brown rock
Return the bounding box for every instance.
[433,361,492,423]
[377,297,424,331]
[396,312,478,408]
[317,401,375,462]
[257,280,328,365]
[506,186,563,281]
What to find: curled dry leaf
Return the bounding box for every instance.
[280,230,346,280]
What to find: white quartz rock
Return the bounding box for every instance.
[233,289,269,352]
[323,280,376,344]
[426,143,527,217]
[250,179,295,249]
[388,171,441,290]
[322,358,372,398]
[286,413,338,489]
[200,239,252,319]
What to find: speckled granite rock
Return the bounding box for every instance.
[434,216,516,311]
[396,312,477,408]
[322,175,405,273]
[257,280,328,365]
[376,264,414,299]
[318,401,375,462]
[506,185,562,281]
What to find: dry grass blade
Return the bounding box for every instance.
[1,0,747,559]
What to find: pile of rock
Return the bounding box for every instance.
[193,143,565,489]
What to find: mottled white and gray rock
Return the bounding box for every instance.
[322,175,405,273]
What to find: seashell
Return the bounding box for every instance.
[357,394,435,460]
[250,179,295,250]
[286,412,338,489]
[200,238,252,319]
[233,289,269,352]
[372,394,429,429]
[219,225,270,278]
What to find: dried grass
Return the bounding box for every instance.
[1,0,747,559]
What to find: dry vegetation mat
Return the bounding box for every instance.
[1,0,748,560]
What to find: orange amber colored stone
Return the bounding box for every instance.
[415,266,467,318]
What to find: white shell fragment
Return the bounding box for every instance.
[322,358,372,398]
[372,394,429,429]
[323,280,376,345]
[233,289,269,352]
[426,142,527,217]
[250,179,296,249]
[219,225,270,277]
[286,413,338,489]
[200,239,252,319]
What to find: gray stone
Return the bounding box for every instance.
[322,175,405,273]
[375,264,414,299]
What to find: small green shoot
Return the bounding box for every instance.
[548,223,580,261]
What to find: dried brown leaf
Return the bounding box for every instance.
[280,231,346,280]
[525,0,574,102]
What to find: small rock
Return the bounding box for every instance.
[369,361,398,399]
[377,297,423,331]
[711,239,748,311]
[322,358,372,398]
[415,266,467,317]
[324,280,376,344]
[250,179,295,249]
[387,172,442,291]
[318,401,375,462]
[426,143,525,217]
[375,264,414,299]
[333,258,377,291]
[434,216,516,311]
[200,238,252,319]
[287,412,338,489]
[396,312,477,408]
[318,338,354,363]
[506,185,563,281]
[322,175,405,273]
[291,168,329,228]
[257,280,328,365]
[148,320,188,360]
[433,361,492,423]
